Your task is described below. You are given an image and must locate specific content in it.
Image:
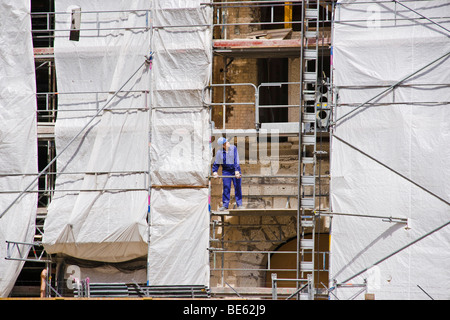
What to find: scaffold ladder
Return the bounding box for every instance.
[298,0,320,299]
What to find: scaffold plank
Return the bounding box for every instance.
[211,208,299,216]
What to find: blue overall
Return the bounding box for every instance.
[212,144,242,208]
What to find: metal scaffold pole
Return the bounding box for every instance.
[146,2,154,287]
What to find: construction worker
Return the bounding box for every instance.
[212,137,243,211]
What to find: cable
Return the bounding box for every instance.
[392,0,450,36]
[332,134,450,207]
[339,219,450,284]
[332,50,450,125]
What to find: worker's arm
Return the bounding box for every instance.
[233,146,241,178]
[212,149,221,176]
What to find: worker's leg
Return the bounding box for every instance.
[233,177,243,207]
[222,177,231,208]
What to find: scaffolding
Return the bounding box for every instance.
[329,0,450,300]
[2,0,448,300]
[2,3,154,297]
[204,0,334,299]
[2,0,334,300]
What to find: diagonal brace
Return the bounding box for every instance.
[332,134,450,207]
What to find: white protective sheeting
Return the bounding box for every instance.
[330,1,450,299]
[43,0,151,262]
[151,108,210,186]
[148,188,209,285]
[0,0,38,297]
[147,0,211,286]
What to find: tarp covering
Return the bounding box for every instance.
[43,0,151,262]
[147,0,211,286]
[0,0,38,297]
[43,0,211,286]
[330,0,450,299]
[150,109,209,187]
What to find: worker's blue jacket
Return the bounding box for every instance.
[212,145,241,174]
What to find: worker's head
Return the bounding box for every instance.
[217,137,229,149]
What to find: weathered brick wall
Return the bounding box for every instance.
[211,4,260,130]
[209,1,330,292]
[224,58,258,129]
[288,57,301,122]
[211,58,258,130]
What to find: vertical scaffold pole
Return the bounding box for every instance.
[146,4,154,286]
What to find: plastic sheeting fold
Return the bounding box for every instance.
[330,0,450,299]
[0,0,38,297]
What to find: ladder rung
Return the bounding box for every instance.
[301,220,314,228]
[304,72,317,82]
[301,197,314,208]
[303,93,315,101]
[304,31,317,38]
[302,157,314,164]
[300,239,314,250]
[301,175,315,186]
[302,113,315,123]
[305,8,318,19]
[303,49,317,60]
[302,135,315,145]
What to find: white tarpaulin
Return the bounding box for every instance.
[43,0,151,262]
[0,0,38,297]
[151,108,209,187]
[148,188,209,285]
[330,0,450,299]
[147,0,211,286]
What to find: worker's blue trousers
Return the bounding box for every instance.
[222,171,242,208]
